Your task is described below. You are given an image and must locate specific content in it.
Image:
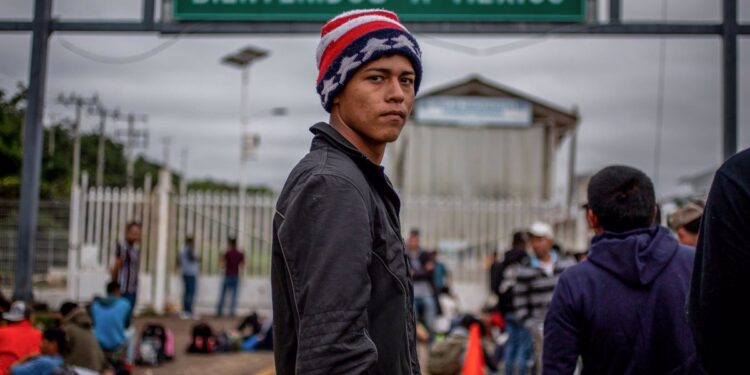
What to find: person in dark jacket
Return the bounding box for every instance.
[544,166,702,374]
[688,148,750,374]
[271,8,423,375]
[543,165,704,375]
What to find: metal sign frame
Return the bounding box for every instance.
[0,0,747,300]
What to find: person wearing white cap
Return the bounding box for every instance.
[514,221,575,374]
[0,301,42,373]
[668,200,704,247]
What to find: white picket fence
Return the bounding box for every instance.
[67,170,585,314]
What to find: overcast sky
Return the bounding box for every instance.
[1,0,749,198]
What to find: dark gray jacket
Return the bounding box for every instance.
[271,122,420,375]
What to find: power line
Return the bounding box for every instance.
[416,23,586,57]
[56,23,200,65]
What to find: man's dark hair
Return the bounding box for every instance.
[126,221,141,231]
[512,231,527,248]
[409,228,420,237]
[43,327,70,355]
[683,217,702,234]
[59,301,78,317]
[106,281,121,295]
[587,165,656,233]
[228,237,237,246]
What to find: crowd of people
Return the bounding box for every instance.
[0,280,132,375]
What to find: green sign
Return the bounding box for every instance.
[173,0,586,23]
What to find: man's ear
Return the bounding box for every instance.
[586,209,600,231]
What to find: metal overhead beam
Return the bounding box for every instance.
[0,21,33,31]
[0,20,737,35]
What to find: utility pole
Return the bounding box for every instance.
[179,147,188,195]
[222,46,268,247]
[161,136,172,171]
[89,104,120,187]
[14,0,52,302]
[57,93,99,189]
[115,113,148,189]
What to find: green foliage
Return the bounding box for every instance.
[0,86,177,198]
[0,86,273,198]
[188,178,273,195]
[0,86,26,180]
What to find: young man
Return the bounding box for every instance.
[493,232,533,375]
[543,166,703,374]
[514,222,575,374]
[10,327,68,375]
[0,301,42,373]
[668,200,704,247]
[179,236,200,319]
[59,302,108,373]
[91,281,132,363]
[271,9,423,374]
[216,237,244,317]
[689,148,750,374]
[111,221,141,315]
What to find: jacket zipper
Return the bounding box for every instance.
[372,252,415,373]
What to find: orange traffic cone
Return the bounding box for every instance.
[462,323,485,375]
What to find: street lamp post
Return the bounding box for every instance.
[222,46,268,250]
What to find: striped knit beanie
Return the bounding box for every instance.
[316,9,423,112]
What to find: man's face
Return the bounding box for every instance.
[530,235,553,258]
[676,227,699,247]
[332,54,416,146]
[40,338,57,355]
[407,234,420,251]
[126,225,141,244]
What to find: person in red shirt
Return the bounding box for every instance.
[0,301,42,373]
[216,237,245,317]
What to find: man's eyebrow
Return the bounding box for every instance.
[363,67,416,76]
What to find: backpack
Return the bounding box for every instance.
[137,323,174,365]
[188,322,215,354]
[427,334,466,375]
[215,330,243,352]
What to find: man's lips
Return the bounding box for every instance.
[381,110,406,119]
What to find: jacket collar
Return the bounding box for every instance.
[310,122,385,174]
[309,122,401,212]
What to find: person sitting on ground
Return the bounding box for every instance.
[91,281,132,365]
[668,200,704,247]
[9,327,68,375]
[0,301,42,374]
[59,301,108,373]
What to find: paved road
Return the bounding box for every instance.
[131,315,431,375]
[132,315,275,375]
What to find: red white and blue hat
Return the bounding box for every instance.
[316,9,423,112]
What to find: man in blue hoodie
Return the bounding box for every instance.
[91,281,133,365]
[543,165,703,375]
